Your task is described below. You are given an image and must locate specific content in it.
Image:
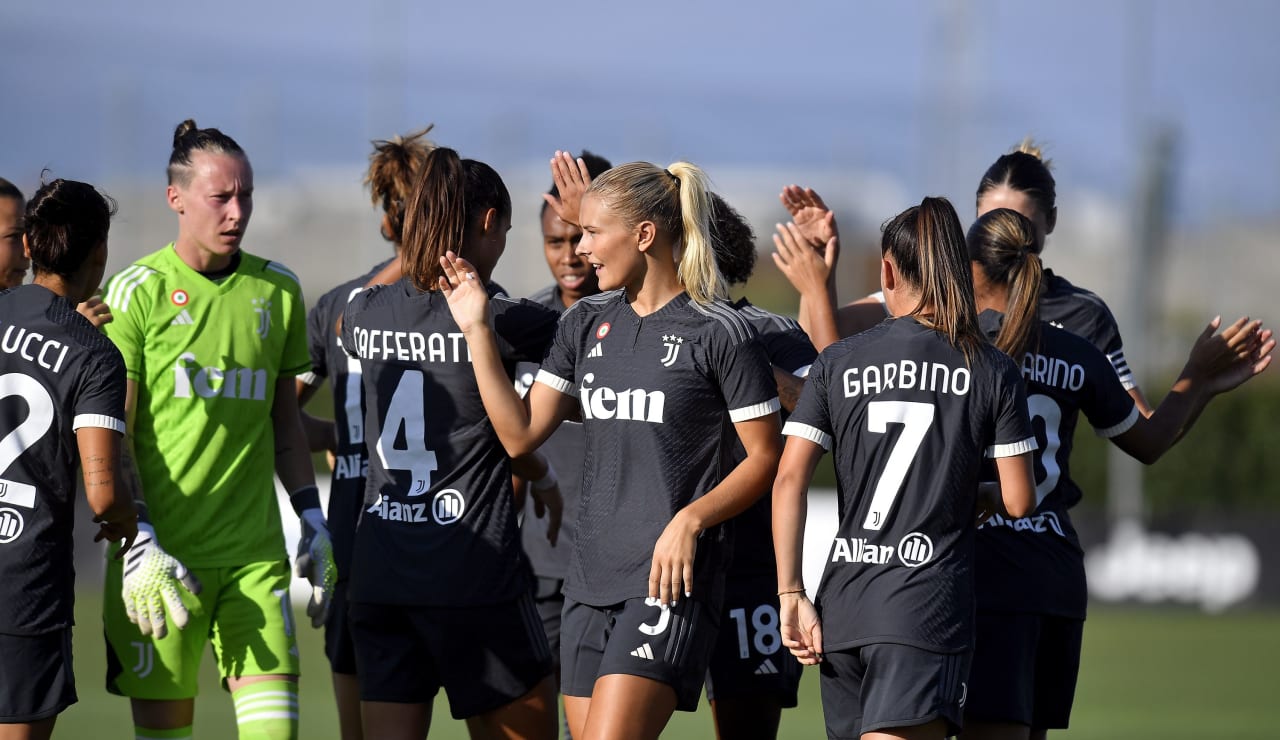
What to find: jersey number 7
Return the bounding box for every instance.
[862,401,935,531]
[375,369,439,496]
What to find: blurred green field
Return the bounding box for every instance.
[55,595,1280,739]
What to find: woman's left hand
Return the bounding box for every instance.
[77,294,113,328]
[438,251,491,335]
[649,512,701,607]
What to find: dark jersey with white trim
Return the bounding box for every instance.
[0,285,127,634]
[1040,270,1134,389]
[784,317,1034,653]
[303,259,390,580]
[975,310,1138,618]
[727,298,817,576]
[342,279,559,606]
[514,284,584,581]
[536,291,780,607]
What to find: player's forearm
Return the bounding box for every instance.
[798,288,841,353]
[772,466,810,593]
[78,429,135,522]
[1132,379,1212,464]
[679,419,782,533]
[272,380,319,494]
[462,325,542,456]
[772,438,824,592]
[300,411,337,453]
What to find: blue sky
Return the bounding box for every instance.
[4,0,1278,224]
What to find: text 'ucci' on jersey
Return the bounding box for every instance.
[534,291,781,608]
[0,285,127,635]
[341,280,559,607]
[783,317,1036,653]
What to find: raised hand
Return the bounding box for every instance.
[542,151,593,227]
[772,221,837,298]
[779,185,838,249]
[438,251,491,335]
[1187,316,1274,394]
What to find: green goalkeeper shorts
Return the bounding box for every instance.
[104,557,301,699]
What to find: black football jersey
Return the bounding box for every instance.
[784,317,1035,653]
[341,280,560,606]
[975,310,1138,618]
[726,298,817,576]
[302,260,391,579]
[536,291,780,607]
[0,285,127,634]
[1040,270,1134,389]
[514,285,584,581]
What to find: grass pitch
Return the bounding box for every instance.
[55,594,1279,738]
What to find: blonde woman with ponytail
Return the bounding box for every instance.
[442,155,783,740]
[964,208,1273,740]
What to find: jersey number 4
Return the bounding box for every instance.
[862,400,935,531]
[375,370,438,496]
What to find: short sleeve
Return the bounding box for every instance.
[278,279,311,378]
[302,294,330,386]
[493,297,561,365]
[1080,345,1139,438]
[534,308,581,398]
[707,326,780,424]
[985,351,1037,458]
[72,346,128,434]
[340,287,375,360]
[761,326,818,377]
[101,265,155,382]
[782,354,832,450]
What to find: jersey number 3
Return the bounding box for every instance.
[375,370,438,496]
[862,400,935,531]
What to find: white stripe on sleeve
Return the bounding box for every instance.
[72,414,126,434]
[730,398,781,423]
[534,369,574,396]
[782,421,832,451]
[985,437,1038,458]
[1095,405,1140,438]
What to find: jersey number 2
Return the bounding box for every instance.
[375,370,438,496]
[862,400,935,531]
[0,374,55,508]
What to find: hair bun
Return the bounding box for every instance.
[173,119,199,149]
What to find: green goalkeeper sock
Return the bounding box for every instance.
[134,726,193,740]
[232,679,299,740]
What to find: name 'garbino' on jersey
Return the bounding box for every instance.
[843,359,971,398]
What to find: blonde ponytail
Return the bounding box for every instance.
[666,162,727,304]
[586,160,729,305]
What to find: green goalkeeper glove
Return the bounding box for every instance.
[295,508,336,628]
[120,522,202,639]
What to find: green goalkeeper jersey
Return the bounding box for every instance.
[103,244,310,567]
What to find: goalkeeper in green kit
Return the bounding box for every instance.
[100,120,335,740]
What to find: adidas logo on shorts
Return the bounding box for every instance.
[630,643,654,660]
[754,658,779,675]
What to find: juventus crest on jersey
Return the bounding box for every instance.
[534,290,781,608]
